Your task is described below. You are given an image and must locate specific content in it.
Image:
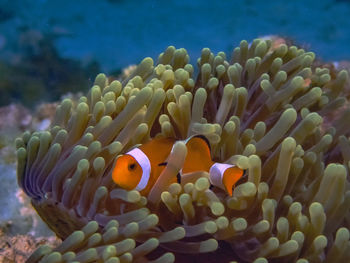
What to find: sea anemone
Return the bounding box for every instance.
[17,38,350,262]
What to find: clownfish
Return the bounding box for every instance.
[112,135,246,196]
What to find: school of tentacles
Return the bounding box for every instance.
[17,38,350,263]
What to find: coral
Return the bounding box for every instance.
[17,38,350,262]
[0,229,60,263]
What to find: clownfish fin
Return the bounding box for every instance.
[222,166,245,196]
[158,162,168,166]
[189,134,211,152]
[209,163,245,196]
[182,134,212,173]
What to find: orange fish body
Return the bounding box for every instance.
[112,135,245,196]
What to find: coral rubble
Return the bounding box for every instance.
[17,39,350,262]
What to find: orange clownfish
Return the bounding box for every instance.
[112,135,246,196]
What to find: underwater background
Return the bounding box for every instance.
[1,0,350,262]
[1,0,350,107]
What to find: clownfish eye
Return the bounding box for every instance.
[128,163,136,171]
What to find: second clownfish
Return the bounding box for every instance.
[112,135,246,196]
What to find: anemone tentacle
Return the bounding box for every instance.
[18,38,350,263]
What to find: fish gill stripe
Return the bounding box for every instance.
[126,148,151,191]
[209,163,235,188]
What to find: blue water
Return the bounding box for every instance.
[1,0,350,72]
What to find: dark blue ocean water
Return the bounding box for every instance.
[1,0,350,71]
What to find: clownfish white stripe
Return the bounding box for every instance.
[126,148,151,191]
[209,163,235,189]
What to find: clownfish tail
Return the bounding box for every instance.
[209,163,245,196]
